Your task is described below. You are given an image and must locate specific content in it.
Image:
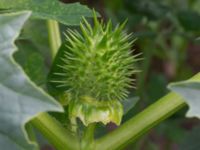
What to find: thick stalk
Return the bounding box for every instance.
[95,73,200,150]
[81,124,96,150]
[95,92,185,150]
[47,20,62,58]
[70,117,78,133]
[31,113,79,150]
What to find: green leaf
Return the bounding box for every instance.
[19,19,50,60]
[15,19,51,86]
[47,43,67,98]
[14,40,48,86]
[147,73,168,104]
[0,11,62,150]
[122,96,139,114]
[124,0,169,20]
[0,0,92,25]
[168,73,200,118]
[177,10,200,31]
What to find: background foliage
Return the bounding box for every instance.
[92,0,200,149]
[58,0,200,149]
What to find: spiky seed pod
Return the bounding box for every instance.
[53,12,139,125]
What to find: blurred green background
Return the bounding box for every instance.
[62,1,200,149]
[14,0,200,149]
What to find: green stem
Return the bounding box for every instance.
[70,117,78,133]
[95,92,186,150]
[31,112,79,150]
[26,123,40,150]
[81,123,96,150]
[47,20,62,59]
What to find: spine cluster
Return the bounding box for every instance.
[52,12,140,125]
[54,13,138,102]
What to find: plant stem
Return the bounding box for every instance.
[31,112,79,150]
[26,123,40,150]
[47,20,62,59]
[95,92,186,150]
[70,117,78,133]
[81,123,96,150]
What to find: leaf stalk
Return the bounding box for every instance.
[47,20,62,59]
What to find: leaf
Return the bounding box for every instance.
[122,96,139,114]
[14,40,48,86]
[177,10,200,31]
[124,0,169,20]
[19,19,51,60]
[47,43,67,97]
[147,73,168,104]
[168,73,200,118]
[0,0,92,25]
[0,11,63,150]
[14,19,51,87]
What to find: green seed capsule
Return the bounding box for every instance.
[53,12,139,125]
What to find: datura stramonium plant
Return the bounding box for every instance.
[53,13,139,126]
